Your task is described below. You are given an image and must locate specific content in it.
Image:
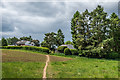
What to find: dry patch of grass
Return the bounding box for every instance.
[49,55,72,62]
[2,49,47,78]
[2,50,46,62]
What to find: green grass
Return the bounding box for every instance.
[1,49,119,78]
[2,49,71,78]
[2,49,46,78]
[47,57,118,78]
[2,62,45,78]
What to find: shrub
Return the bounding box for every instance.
[105,52,119,59]
[81,47,105,58]
[22,46,29,50]
[64,48,72,55]
[1,46,50,53]
[70,49,79,55]
[57,46,67,53]
[65,41,73,45]
[2,46,22,49]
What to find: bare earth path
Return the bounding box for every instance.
[43,55,49,79]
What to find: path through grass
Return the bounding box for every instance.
[2,49,119,78]
[2,50,46,78]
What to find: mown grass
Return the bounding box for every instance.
[2,62,45,78]
[47,57,118,78]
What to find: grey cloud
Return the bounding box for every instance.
[2,16,15,32]
[1,2,119,42]
[4,2,66,17]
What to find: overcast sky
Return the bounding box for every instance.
[1,0,119,42]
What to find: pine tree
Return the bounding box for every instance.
[82,9,91,45]
[6,38,12,45]
[1,37,8,46]
[71,11,86,50]
[90,5,108,47]
[71,10,90,50]
[71,5,120,57]
[56,29,64,47]
[71,11,80,49]
[109,13,120,52]
[44,32,57,50]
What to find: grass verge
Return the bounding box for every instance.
[47,57,118,78]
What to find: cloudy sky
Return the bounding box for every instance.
[1,0,119,42]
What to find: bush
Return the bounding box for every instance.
[64,48,72,55]
[70,49,79,55]
[57,46,67,53]
[0,46,2,49]
[105,52,119,59]
[81,47,105,58]
[2,46,22,49]
[80,38,114,58]
[1,46,50,53]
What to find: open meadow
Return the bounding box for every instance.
[1,49,119,78]
[47,56,118,78]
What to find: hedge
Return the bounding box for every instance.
[64,48,72,55]
[57,46,67,53]
[81,47,105,58]
[105,52,119,59]
[70,49,79,55]
[1,46,50,53]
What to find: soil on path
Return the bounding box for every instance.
[43,55,49,79]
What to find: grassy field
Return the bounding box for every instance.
[2,49,71,78]
[47,56,118,78]
[2,50,47,78]
[1,49,119,78]
[2,62,45,78]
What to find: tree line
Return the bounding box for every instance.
[71,5,120,58]
[0,29,72,50]
[0,36,40,46]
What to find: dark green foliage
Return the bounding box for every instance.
[70,49,79,55]
[65,41,73,45]
[1,46,50,53]
[6,38,12,45]
[1,37,8,46]
[64,48,72,55]
[41,41,49,48]
[6,36,40,47]
[57,46,67,53]
[20,36,32,41]
[31,40,40,46]
[2,46,22,49]
[0,40,1,46]
[105,52,119,59]
[82,38,114,58]
[71,5,120,59]
[44,32,57,51]
[8,37,19,45]
[109,13,120,53]
[56,29,65,47]
[43,29,65,51]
